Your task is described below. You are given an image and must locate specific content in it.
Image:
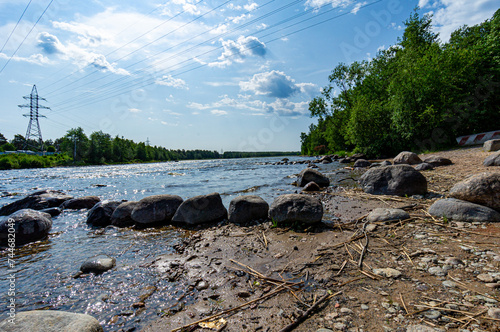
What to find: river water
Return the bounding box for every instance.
[0,156,341,331]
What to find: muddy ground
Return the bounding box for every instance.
[141,147,500,332]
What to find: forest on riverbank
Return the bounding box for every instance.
[301,9,500,157]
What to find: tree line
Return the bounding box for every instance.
[301,9,500,157]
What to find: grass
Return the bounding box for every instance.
[0,153,72,170]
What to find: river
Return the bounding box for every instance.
[0,156,343,331]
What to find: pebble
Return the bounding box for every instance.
[196,280,209,291]
[334,322,347,330]
[424,310,441,320]
[442,280,456,288]
[360,304,369,310]
[340,308,353,315]
[444,257,464,266]
[373,268,402,278]
[316,329,334,332]
[488,308,500,319]
[477,273,494,283]
[485,283,500,289]
[428,266,446,276]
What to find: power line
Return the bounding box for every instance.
[0,0,33,54]
[0,0,54,75]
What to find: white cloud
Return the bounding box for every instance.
[244,3,259,11]
[0,52,51,65]
[155,75,188,89]
[418,0,431,7]
[163,109,182,116]
[296,83,319,96]
[211,109,228,116]
[209,35,266,67]
[129,108,142,113]
[351,1,367,14]
[240,71,298,98]
[228,13,251,24]
[171,0,201,15]
[305,0,352,10]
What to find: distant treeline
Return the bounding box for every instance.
[222,151,299,159]
[301,9,500,157]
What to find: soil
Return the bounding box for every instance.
[141,146,500,332]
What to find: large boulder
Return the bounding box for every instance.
[393,151,422,165]
[484,139,500,152]
[428,198,500,223]
[0,310,103,332]
[484,152,500,167]
[111,201,138,227]
[297,168,330,187]
[0,190,73,216]
[131,195,183,226]
[366,208,410,223]
[80,254,116,274]
[86,200,122,227]
[60,196,101,210]
[269,194,323,225]
[0,209,52,246]
[359,165,427,196]
[302,181,321,192]
[449,172,500,211]
[422,156,452,167]
[354,159,371,168]
[172,193,227,225]
[228,195,269,225]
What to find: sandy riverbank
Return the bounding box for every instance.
[141,146,500,332]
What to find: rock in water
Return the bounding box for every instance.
[268,194,323,225]
[484,139,500,152]
[484,152,500,167]
[80,254,116,274]
[428,198,500,223]
[0,190,73,216]
[0,209,52,246]
[297,168,330,187]
[86,200,122,227]
[60,196,101,210]
[131,195,183,226]
[366,208,410,223]
[359,165,427,196]
[449,172,500,211]
[0,310,103,332]
[172,193,227,225]
[228,195,269,225]
[111,201,138,227]
[422,156,452,167]
[393,151,422,165]
[354,159,371,168]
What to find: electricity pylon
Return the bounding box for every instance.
[18,85,49,152]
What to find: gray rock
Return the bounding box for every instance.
[80,254,116,274]
[450,172,500,211]
[0,209,52,246]
[269,194,323,225]
[373,268,402,278]
[351,153,367,161]
[172,193,227,225]
[60,196,101,210]
[423,156,452,167]
[302,181,321,192]
[131,195,183,225]
[370,161,392,168]
[442,280,457,288]
[297,168,330,187]
[393,151,422,165]
[40,207,61,217]
[444,257,464,266]
[429,198,500,222]
[339,158,351,164]
[414,163,434,171]
[477,273,495,283]
[86,200,122,227]
[424,310,441,320]
[228,195,269,225]
[484,139,500,152]
[428,266,446,276]
[366,208,410,223]
[354,159,371,168]
[111,201,138,227]
[0,310,103,332]
[0,190,73,216]
[359,165,427,196]
[406,325,443,332]
[488,308,500,320]
[484,152,500,166]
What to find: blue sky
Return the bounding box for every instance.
[0,0,498,151]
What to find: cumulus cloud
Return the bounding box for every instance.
[129,108,142,113]
[211,109,228,116]
[170,0,201,15]
[155,75,188,89]
[240,71,299,98]
[209,35,266,67]
[37,32,64,54]
[351,1,367,14]
[0,52,51,65]
[305,0,353,10]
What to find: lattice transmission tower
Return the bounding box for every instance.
[18,85,50,151]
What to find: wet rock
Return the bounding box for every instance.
[484,152,500,166]
[0,189,73,216]
[484,139,500,152]
[0,310,103,332]
[359,165,427,196]
[320,156,332,163]
[86,200,122,227]
[449,172,500,211]
[366,208,410,223]
[269,194,323,225]
[393,151,422,165]
[40,207,61,217]
[302,181,321,192]
[297,168,330,187]
[428,198,500,223]
[131,195,183,226]
[172,193,227,225]
[414,163,434,171]
[111,201,138,227]
[354,159,371,168]
[60,196,101,210]
[80,254,116,274]
[0,209,52,246]
[423,156,452,167]
[228,195,269,225]
[373,268,402,278]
